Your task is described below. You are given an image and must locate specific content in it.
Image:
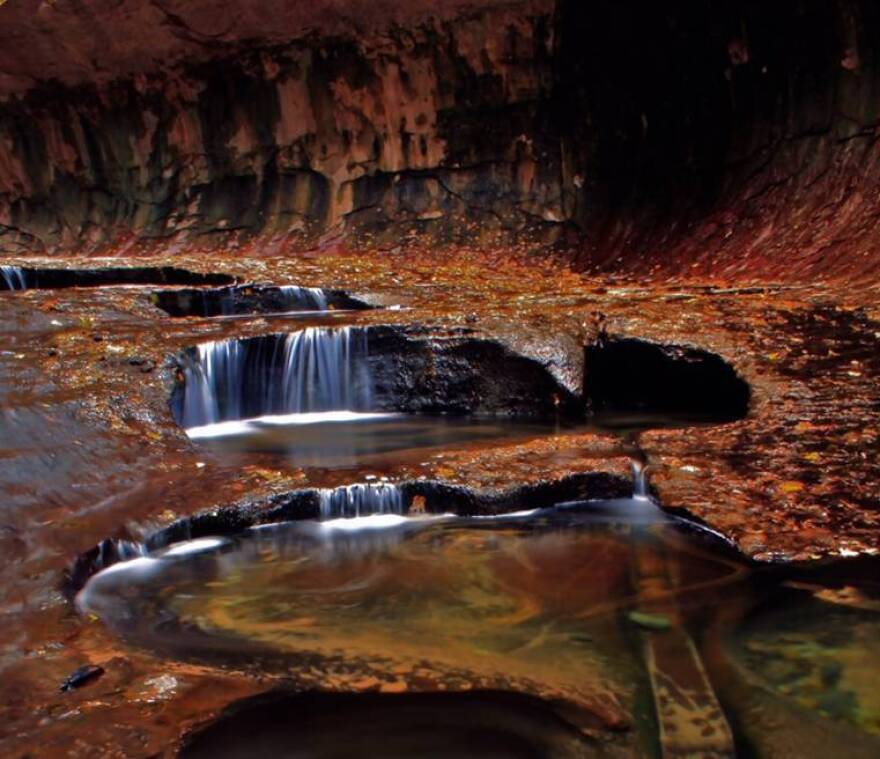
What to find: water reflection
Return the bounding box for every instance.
[730,586,880,738]
[78,501,880,755]
[187,412,576,468]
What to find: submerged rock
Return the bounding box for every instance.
[60,665,105,692]
[627,611,672,632]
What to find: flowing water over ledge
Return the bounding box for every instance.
[1,264,26,289]
[178,327,375,428]
[0,264,235,290]
[76,494,880,757]
[175,325,578,467]
[174,326,750,469]
[152,284,375,318]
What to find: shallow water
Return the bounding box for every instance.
[79,498,880,757]
[729,586,880,739]
[183,408,736,470]
[77,501,685,640]
[186,412,580,468]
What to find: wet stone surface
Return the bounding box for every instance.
[151,284,373,318]
[0,249,878,755]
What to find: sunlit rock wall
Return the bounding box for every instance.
[0,0,562,253]
[1,0,880,281]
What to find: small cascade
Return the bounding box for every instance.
[1,265,27,290]
[181,327,372,428]
[182,339,245,427]
[632,460,650,499]
[97,538,147,570]
[318,483,404,519]
[280,285,329,311]
[281,327,370,414]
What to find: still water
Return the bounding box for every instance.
[186,411,579,468]
[183,410,734,470]
[78,498,880,757]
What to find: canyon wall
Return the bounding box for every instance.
[557,0,880,280]
[0,0,563,254]
[1,0,880,279]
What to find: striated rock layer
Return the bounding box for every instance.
[0,0,879,282]
[0,1,562,253]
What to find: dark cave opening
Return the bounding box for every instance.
[584,338,751,422]
[178,689,597,759]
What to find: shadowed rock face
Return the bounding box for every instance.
[556,0,880,280]
[151,284,371,317]
[1,0,879,281]
[178,690,600,759]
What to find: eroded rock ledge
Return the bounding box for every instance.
[64,471,632,596]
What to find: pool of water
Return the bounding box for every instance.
[183,410,732,469]
[185,412,584,468]
[76,498,880,756]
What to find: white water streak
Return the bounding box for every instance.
[1,265,26,290]
[280,286,328,310]
[318,483,404,519]
[181,327,371,428]
[185,411,396,440]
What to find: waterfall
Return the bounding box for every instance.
[318,483,404,519]
[280,286,328,311]
[632,460,650,499]
[182,339,245,427]
[181,327,372,428]
[1,265,26,290]
[281,327,370,414]
[96,538,147,571]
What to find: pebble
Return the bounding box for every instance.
[60,664,105,692]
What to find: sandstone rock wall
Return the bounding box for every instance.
[2,0,880,282]
[0,1,563,253]
[556,0,880,281]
